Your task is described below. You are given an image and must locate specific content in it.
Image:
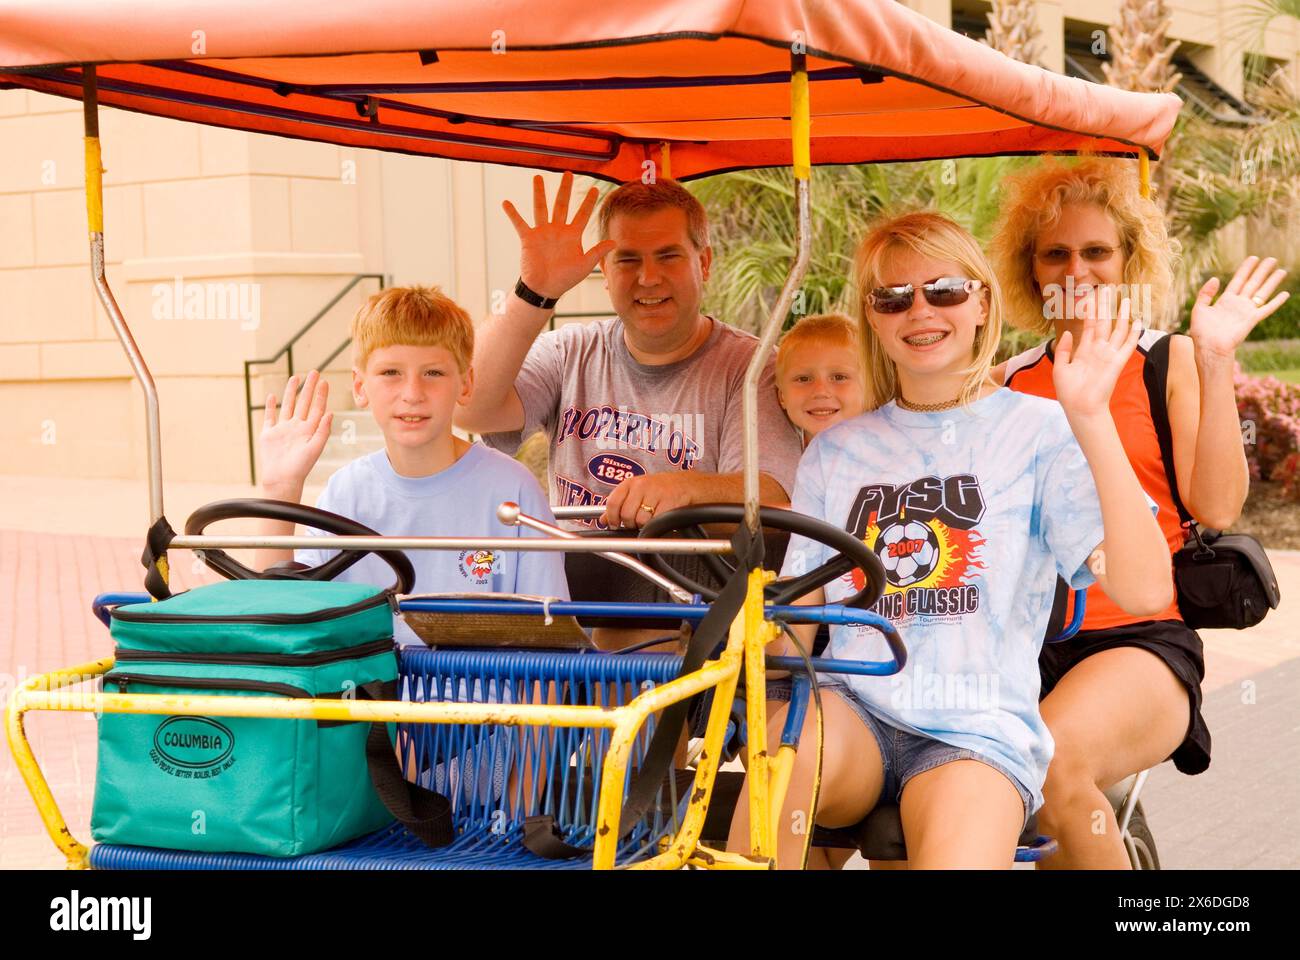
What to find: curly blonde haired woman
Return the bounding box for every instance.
[729,211,1172,868]
[989,158,1290,869]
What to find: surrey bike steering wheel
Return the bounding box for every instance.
[637,503,886,608]
[184,498,416,594]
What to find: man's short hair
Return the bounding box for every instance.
[351,285,474,372]
[597,178,710,251]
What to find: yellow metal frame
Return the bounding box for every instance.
[5,574,797,871]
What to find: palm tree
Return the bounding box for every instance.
[691,156,1039,356]
[985,0,1043,66]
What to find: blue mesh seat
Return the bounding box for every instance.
[90,647,693,870]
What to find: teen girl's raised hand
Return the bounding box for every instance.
[1051,297,1141,424]
[1189,256,1289,359]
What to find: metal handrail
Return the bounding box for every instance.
[243,272,386,483]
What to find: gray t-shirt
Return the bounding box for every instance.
[482,315,802,523]
[482,315,803,607]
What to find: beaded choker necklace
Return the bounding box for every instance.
[895,394,961,412]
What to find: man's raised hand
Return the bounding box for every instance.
[259,370,333,497]
[502,171,617,302]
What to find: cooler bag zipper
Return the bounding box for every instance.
[113,636,395,666]
[108,673,312,697]
[109,591,393,625]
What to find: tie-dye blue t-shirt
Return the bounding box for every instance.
[780,388,1108,810]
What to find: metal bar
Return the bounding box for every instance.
[247,273,384,367]
[34,69,620,163]
[551,505,608,520]
[239,65,876,96]
[742,52,812,533]
[83,67,165,527]
[244,360,257,485]
[497,502,693,603]
[1116,768,1150,836]
[150,60,626,146]
[170,533,730,554]
[744,569,775,858]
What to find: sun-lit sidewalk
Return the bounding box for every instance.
[1,473,1298,869]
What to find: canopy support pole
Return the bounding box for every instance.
[84,67,166,527]
[741,53,811,534]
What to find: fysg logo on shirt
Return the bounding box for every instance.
[844,474,988,622]
[459,549,498,584]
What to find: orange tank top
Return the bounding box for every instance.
[1004,330,1185,630]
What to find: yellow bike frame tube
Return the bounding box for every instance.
[4,659,114,869]
[744,569,776,858]
[629,611,748,870]
[767,744,797,844]
[12,647,741,868]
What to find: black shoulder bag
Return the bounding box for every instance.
[1144,334,1281,630]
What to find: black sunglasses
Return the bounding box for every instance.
[868,277,983,314]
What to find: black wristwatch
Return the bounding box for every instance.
[514,277,559,310]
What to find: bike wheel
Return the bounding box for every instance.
[1125,801,1161,870]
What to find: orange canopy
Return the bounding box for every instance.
[0,0,1182,182]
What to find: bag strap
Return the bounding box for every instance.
[357,680,455,849]
[141,516,177,600]
[1140,332,1195,529]
[522,524,762,860]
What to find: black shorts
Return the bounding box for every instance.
[1039,619,1210,775]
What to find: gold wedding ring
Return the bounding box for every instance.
[1252,295,1265,307]
[639,503,656,515]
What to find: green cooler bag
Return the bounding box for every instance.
[91,579,400,857]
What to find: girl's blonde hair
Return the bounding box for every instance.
[351,285,474,372]
[853,211,1003,411]
[775,312,860,382]
[988,157,1176,335]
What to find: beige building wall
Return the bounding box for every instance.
[1,0,1295,488]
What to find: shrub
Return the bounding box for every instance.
[1235,370,1300,500]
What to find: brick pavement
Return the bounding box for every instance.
[1,530,206,869]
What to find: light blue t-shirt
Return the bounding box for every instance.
[296,443,570,644]
[780,388,1108,810]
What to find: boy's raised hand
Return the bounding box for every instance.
[259,370,333,497]
[1052,296,1141,423]
[502,171,617,301]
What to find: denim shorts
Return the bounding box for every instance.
[767,677,1033,829]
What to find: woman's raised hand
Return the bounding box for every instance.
[258,370,333,496]
[502,170,617,302]
[1189,256,1289,358]
[1053,296,1141,422]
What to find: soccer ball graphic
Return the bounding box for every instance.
[875,520,940,587]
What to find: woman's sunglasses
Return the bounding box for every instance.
[1034,244,1120,265]
[868,277,983,314]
